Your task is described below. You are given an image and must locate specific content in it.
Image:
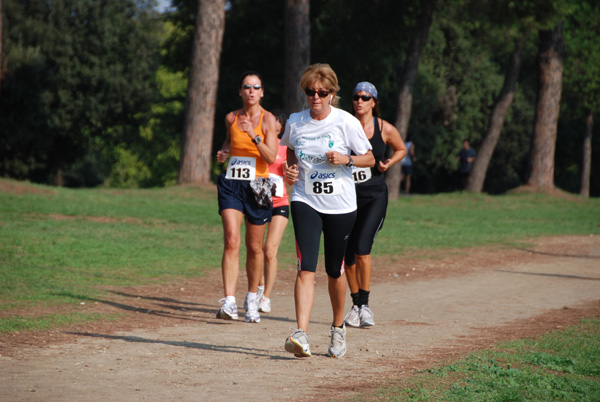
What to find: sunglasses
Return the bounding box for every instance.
[242,84,262,90]
[352,94,373,102]
[305,88,331,97]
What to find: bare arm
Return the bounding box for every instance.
[326,150,375,168]
[238,111,278,164]
[283,147,298,184]
[378,120,407,173]
[216,113,235,163]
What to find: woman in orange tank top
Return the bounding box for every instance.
[214,71,278,323]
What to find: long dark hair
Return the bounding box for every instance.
[271,109,288,139]
[238,70,264,88]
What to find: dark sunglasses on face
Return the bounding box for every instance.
[242,84,262,90]
[353,94,373,102]
[305,88,331,97]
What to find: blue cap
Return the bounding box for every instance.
[353,81,378,99]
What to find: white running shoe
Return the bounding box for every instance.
[359,305,375,327]
[216,298,238,320]
[256,287,264,305]
[344,305,360,328]
[245,288,264,310]
[244,294,260,323]
[327,324,347,358]
[285,329,311,357]
[258,297,271,313]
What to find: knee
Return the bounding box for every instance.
[263,244,277,262]
[246,241,263,257]
[223,234,241,252]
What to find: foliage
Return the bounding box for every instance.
[556,1,600,193]
[0,0,163,185]
[1,0,599,194]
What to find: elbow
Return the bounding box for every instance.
[368,155,376,167]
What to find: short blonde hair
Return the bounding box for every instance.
[299,63,341,107]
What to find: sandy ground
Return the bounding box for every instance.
[1,235,599,401]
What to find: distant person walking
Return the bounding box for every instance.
[344,81,406,329]
[281,64,374,358]
[215,71,278,323]
[457,139,476,189]
[401,138,416,195]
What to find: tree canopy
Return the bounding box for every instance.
[1,0,598,195]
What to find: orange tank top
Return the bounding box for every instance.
[229,110,269,178]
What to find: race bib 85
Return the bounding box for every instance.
[305,167,342,196]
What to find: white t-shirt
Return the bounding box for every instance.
[280,107,372,214]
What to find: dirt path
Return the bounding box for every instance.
[1,235,599,401]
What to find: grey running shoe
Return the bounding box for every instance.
[359,305,375,327]
[285,329,311,357]
[244,294,260,323]
[344,305,360,328]
[327,324,347,358]
[216,298,238,320]
[258,296,271,313]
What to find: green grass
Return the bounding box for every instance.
[348,318,600,402]
[1,178,599,331]
[0,312,121,333]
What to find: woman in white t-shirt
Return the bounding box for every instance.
[281,64,374,358]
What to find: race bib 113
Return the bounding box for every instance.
[225,156,256,181]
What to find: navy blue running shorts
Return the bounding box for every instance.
[217,174,272,225]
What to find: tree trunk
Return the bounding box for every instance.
[53,168,64,187]
[467,39,525,193]
[527,23,564,190]
[284,0,310,116]
[579,109,593,197]
[386,0,436,200]
[178,0,226,185]
[0,0,3,99]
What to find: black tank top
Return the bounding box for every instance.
[356,116,387,195]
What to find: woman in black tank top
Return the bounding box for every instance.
[344,81,407,328]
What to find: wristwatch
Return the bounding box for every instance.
[346,156,354,167]
[252,136,262,145]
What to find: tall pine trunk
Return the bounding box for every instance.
[580,109,593,197]
[0,0,3,99]
[467,39,525,193]
[527,23,564,190]
[284,0,310,116]
[178,0,226,185]
[386,0,436,200]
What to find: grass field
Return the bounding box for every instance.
[343,318,600,402]
[2,179,599,400]
[1,178,599,326]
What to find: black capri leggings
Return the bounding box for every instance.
[291,201,356,279]
[344,190,388,266]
